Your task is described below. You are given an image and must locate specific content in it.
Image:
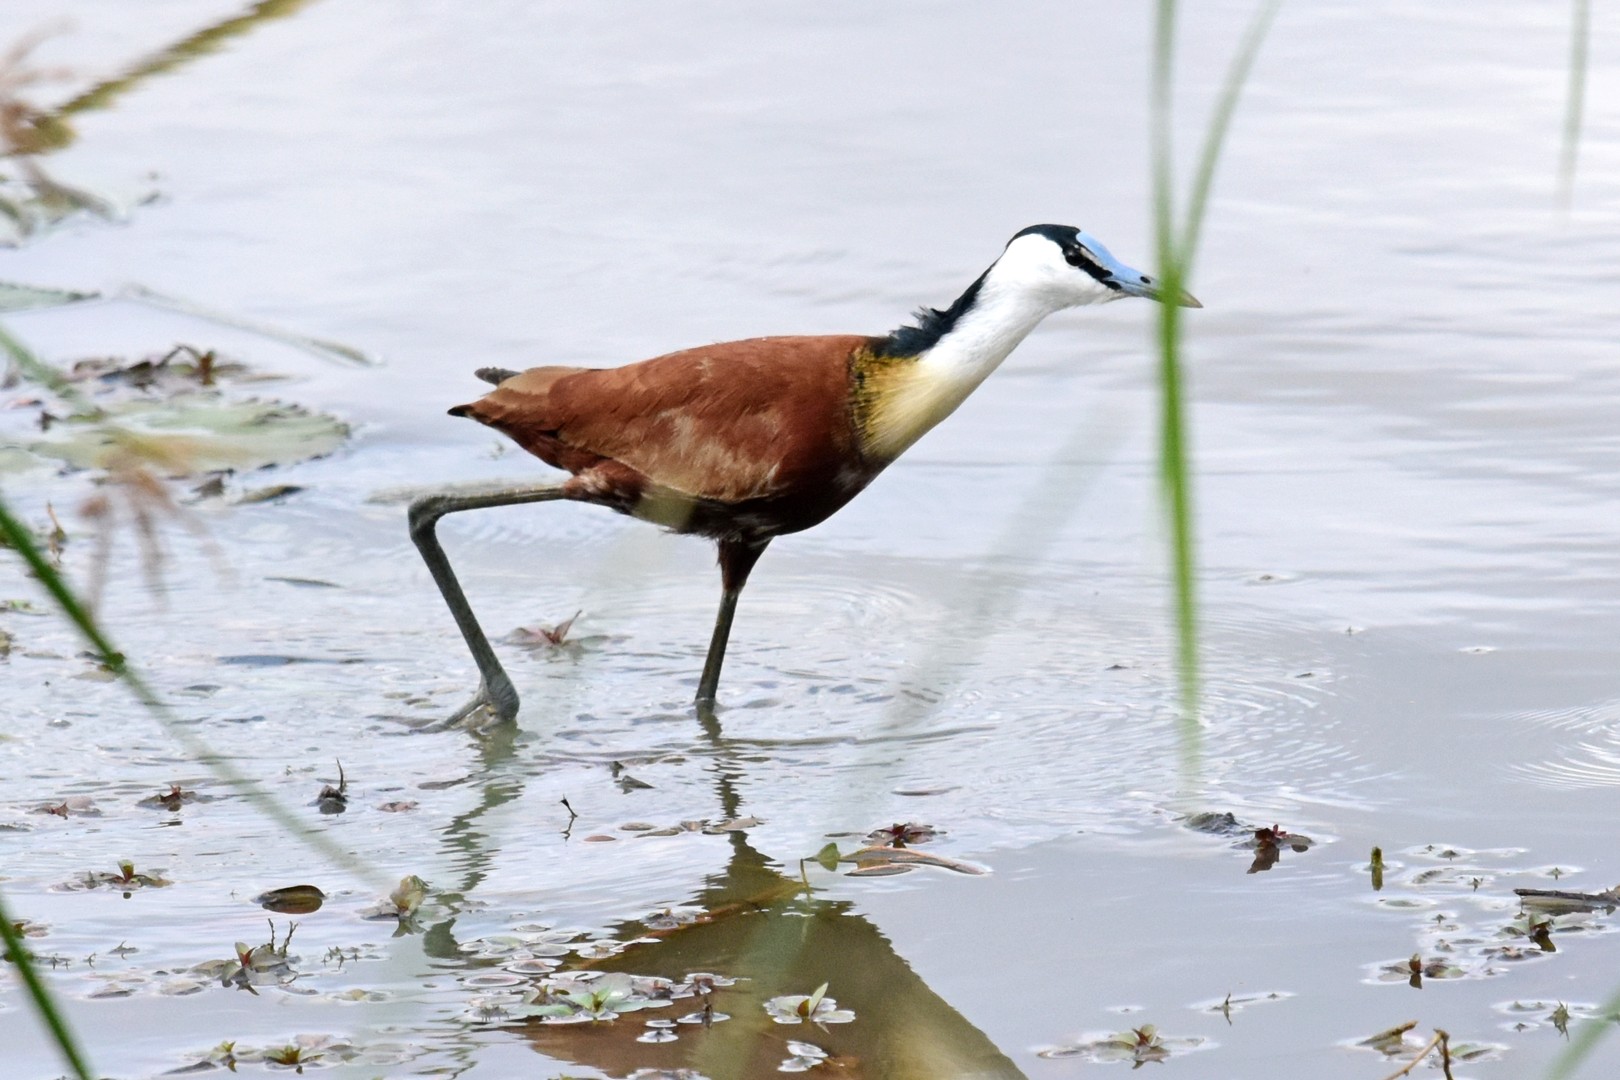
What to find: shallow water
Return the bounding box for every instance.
[3,1,1620,1077]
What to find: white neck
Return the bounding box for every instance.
[860,272,1070,462]
[917,272,1068,397]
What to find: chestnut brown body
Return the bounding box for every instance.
[451,334,891,542]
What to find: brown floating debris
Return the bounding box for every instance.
[1514,885,1620,913]
[511,610,582,647]
[253,884,326,915]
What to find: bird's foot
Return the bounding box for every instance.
[424,676,519,733]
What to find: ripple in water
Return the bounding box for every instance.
[1508,701,1620,790]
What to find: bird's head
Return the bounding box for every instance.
[994,224,1202,310]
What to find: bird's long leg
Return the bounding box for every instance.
[408,483,568,728]
[695,538,770,706]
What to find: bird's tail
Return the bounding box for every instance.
[474,366,519,385]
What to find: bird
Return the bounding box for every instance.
[408,224,1200,726]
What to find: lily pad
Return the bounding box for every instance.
[20,392,348,475]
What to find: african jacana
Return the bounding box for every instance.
[409,224,1199,725]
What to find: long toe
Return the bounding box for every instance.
[427,684,519,733]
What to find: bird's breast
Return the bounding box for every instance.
[850,346,983,463]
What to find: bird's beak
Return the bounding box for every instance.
[1107,260,1203,309]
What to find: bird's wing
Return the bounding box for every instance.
[458,335,871,504]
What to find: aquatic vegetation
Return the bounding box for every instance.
[516,972,672,1023]
[1038,1023,1206,1066]
[359,875,428,922]
[460,925,583,962]
[764,983,855,1027]
[171,1033,415,1074]
[1351,1022,1504,1074]
[19,388,349,476]
[1496,998,1617,1035]
[1192,989,1293,1023]
[779,1040,829,1072]
[60,859,171,893]
[204,921,301,995]
[629,815,763,838]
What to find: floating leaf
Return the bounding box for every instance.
[19,393,348,475]
[764,984,855,1026]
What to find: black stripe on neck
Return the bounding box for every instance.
[876,266,990,358]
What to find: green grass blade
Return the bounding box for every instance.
[0,889,95,1080]
[1151,0,1281,750]
[1558,0,1591,209]
[1151,0,1180,277]
[1178,0,1284,265]
[1154,291,1199,725]
[1150,0,1199,733]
